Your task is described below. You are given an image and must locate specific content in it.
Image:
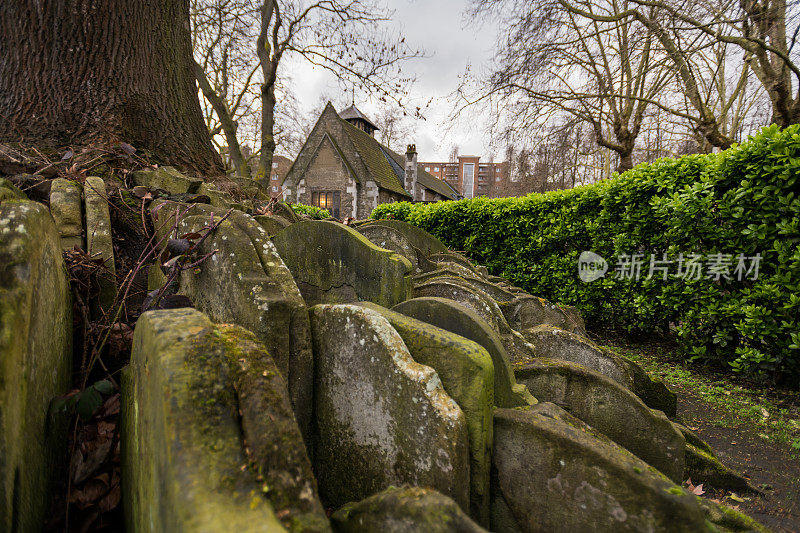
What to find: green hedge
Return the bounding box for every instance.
[289,203,330,219]
[372,125,800,380]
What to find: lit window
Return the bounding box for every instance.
[272,186,279,191]
[311,191,341,219]
[425,167,430,171]
[434,166,439,171]
[272,162,278,168]
[495,177,501,182]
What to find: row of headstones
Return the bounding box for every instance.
[0,175,760,532]
[139,199,759,531]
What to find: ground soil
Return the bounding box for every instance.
[676,384,800,532]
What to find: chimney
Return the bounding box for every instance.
[405,144,418,201]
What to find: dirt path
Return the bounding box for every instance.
[674,384,800,532]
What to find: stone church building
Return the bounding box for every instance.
[282,103,458,219]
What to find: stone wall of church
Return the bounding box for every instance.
[297,138,356,220]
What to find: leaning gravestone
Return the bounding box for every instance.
[149,201,314,443]
[515,359,685,482]
[332,486,487,533]
[84,176,117,311]
[49,178,83,250]
[521,325,676,416]
[359,219,448,257]
[357,302,495,524]
[492,404,708,533]
[272,220,412,307]
[122,308,329,532]
[356,223,420,271]
[0,200,72,532]
[309,304,469,510]
[393,297,534,409]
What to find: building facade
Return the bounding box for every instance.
[282,103,458,219]
[268,155,292,198]
[421,156,511,198]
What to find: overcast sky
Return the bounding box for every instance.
[285,0,500,161]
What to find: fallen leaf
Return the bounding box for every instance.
[691,483,705,496]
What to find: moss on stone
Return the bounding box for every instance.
[1,201,72,531]
[492,403,714,532]
[684,443,753,493]
[514,358,685,482]
[392,297,535,409]
[331,486,486,533]
[121,308,296,532]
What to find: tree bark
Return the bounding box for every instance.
[0,0,223,176]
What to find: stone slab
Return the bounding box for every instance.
[309,304,469,510]
[0,201,72,531]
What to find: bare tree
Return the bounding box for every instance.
[449,144,460,162]
[466,0,674,173]
[558,0,797,146]
[374,103,414,151]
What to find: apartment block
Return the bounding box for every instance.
[421,156,510,198]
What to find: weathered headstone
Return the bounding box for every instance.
[309,304,469,510]
[360,219,448,257]
[357,302,495,524]
[1,201,72,532]
[332,486,487,533]
[521,325,676,416]
[150,201,314,443]
[491,403,707,533]
[84,176,117,311]
[49,178,83,250]
[392,297,534,409]
[122,309,328,532]
[356,223,420,271]
[515,359,684,482]
[131,166,203,194]
[272,220,412,307]
[254,214,291,236]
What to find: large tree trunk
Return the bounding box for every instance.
[0,1,223,176]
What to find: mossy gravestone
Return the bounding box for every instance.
[49,178,83,251]
[392,297,534,409]
[491,404,707,533]
[357,302,495,525]
[0,201,72,532]
[150,201,314,444]
[272,220,412,307]
[122,308,329,532]
[515,359,684,482]
[309,304,469,510]
[332,486,486,533]
[84,176,117,311]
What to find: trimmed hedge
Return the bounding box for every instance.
[372,125,800,380]
[289,203,330,219]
